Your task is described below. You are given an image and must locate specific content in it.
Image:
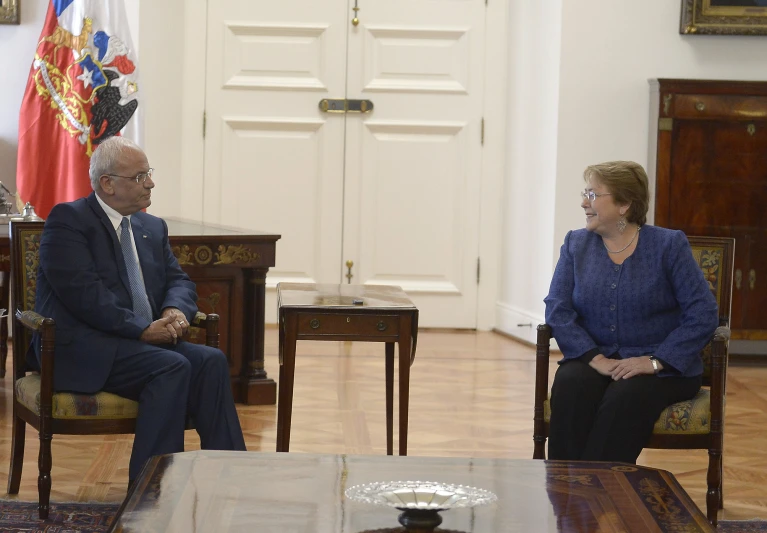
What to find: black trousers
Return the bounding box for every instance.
[102,340,247,480]
[548,360,701,463]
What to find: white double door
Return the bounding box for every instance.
[202,0,486,327]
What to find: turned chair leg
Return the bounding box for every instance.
[38,431,52,520]
[6,414,26,494]
[706,450,722,526]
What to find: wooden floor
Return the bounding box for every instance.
[0,329,765,521]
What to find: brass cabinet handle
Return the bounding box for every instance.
[750,269,756,290]
[377,321,388,332]
[310,319,320,329]
[735,269,742,290]
[345,260,354,284]
[695,102,706,112]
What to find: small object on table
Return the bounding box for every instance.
[345,480,497,532]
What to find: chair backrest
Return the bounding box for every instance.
[9,221,46,378]
[687,235,735,385]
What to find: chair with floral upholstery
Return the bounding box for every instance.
[5,220,220,519]
[532,235,734,526]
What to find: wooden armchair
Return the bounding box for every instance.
[533,235,735,525]
[5,220,220,519]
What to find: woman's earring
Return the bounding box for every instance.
[617,214,627,234]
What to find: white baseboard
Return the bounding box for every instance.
[495,302,559,350]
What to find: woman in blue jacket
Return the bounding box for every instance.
[544,161,718,463]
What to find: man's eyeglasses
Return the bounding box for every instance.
[581,190,611,202]
[107,168,154,184]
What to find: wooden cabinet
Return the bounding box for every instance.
[652,79,767,340]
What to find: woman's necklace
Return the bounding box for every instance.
[603,226,641,254]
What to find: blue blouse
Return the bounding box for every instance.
[544,225,719,378]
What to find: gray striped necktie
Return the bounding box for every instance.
[120,217,153,322]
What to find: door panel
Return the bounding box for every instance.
[204,1,349,290]
[204,0,486,328]
[342,0,486,327]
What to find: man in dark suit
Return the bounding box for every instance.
[33,136,246,483]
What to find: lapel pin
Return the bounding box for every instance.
[143,235,148,239]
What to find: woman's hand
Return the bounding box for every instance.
[589,354,619,376]
[610,356,660,380]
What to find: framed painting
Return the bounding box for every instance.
[681,0,767,35]
[0,0,20,25]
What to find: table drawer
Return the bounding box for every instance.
[297,313,399,337]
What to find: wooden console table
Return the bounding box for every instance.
[277,283,418,455]
[0,217,280,406]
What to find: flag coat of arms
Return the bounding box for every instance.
[16,0,140,219]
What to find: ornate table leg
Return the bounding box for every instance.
[241,267,277,404]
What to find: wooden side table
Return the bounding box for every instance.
[277,283,418,455]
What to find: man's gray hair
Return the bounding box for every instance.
[89,136,142,191]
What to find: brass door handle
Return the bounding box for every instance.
[750,269,756,290]
[352,0,360,26]
[319,99,374,114]
[345,260,354,284]
[735,269,742,290]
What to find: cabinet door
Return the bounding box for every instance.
[665,117,767,335]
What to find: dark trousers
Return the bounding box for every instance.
[102,341,247,480]
[548,360,701,463]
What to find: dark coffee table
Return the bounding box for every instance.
[109,451,714,532]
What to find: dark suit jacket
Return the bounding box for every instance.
[32,192,198,393]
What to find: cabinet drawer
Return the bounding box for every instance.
[672,94,767,120]
[296,313,399,337]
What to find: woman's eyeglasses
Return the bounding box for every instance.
[581,190,611,202]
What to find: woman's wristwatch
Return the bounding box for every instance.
[649,356,661,374]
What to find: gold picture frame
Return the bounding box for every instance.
[681,0,767,35]
[0,0,20,25]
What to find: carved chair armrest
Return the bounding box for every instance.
[713,325,731,342]
[14,310,56,406]
[191,312,220,348]
[15,310,48,332]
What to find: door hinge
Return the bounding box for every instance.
[481,117,485,145]
[203,111,207,139]
[476,257,481,284]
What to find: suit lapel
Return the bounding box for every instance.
[86,193,132,296]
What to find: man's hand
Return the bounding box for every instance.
[161,307,189,339]
[610,356,659,381]
[588,354,619,377]
[140,316,179,345]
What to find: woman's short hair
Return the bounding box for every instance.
[89,136,142,191]
[583,161,650,226]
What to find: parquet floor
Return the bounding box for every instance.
[0,330,765,521]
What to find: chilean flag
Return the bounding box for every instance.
[16,0,140,219]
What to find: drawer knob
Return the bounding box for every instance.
[310,319,320,329]
[377,321,388,332]
[695,102,705,112]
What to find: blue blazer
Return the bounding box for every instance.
[544,225,719,378]
[32,192,198,393]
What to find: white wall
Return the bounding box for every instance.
[0,1,47,194]
[496,0,562,343]
[496,0,767,343]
